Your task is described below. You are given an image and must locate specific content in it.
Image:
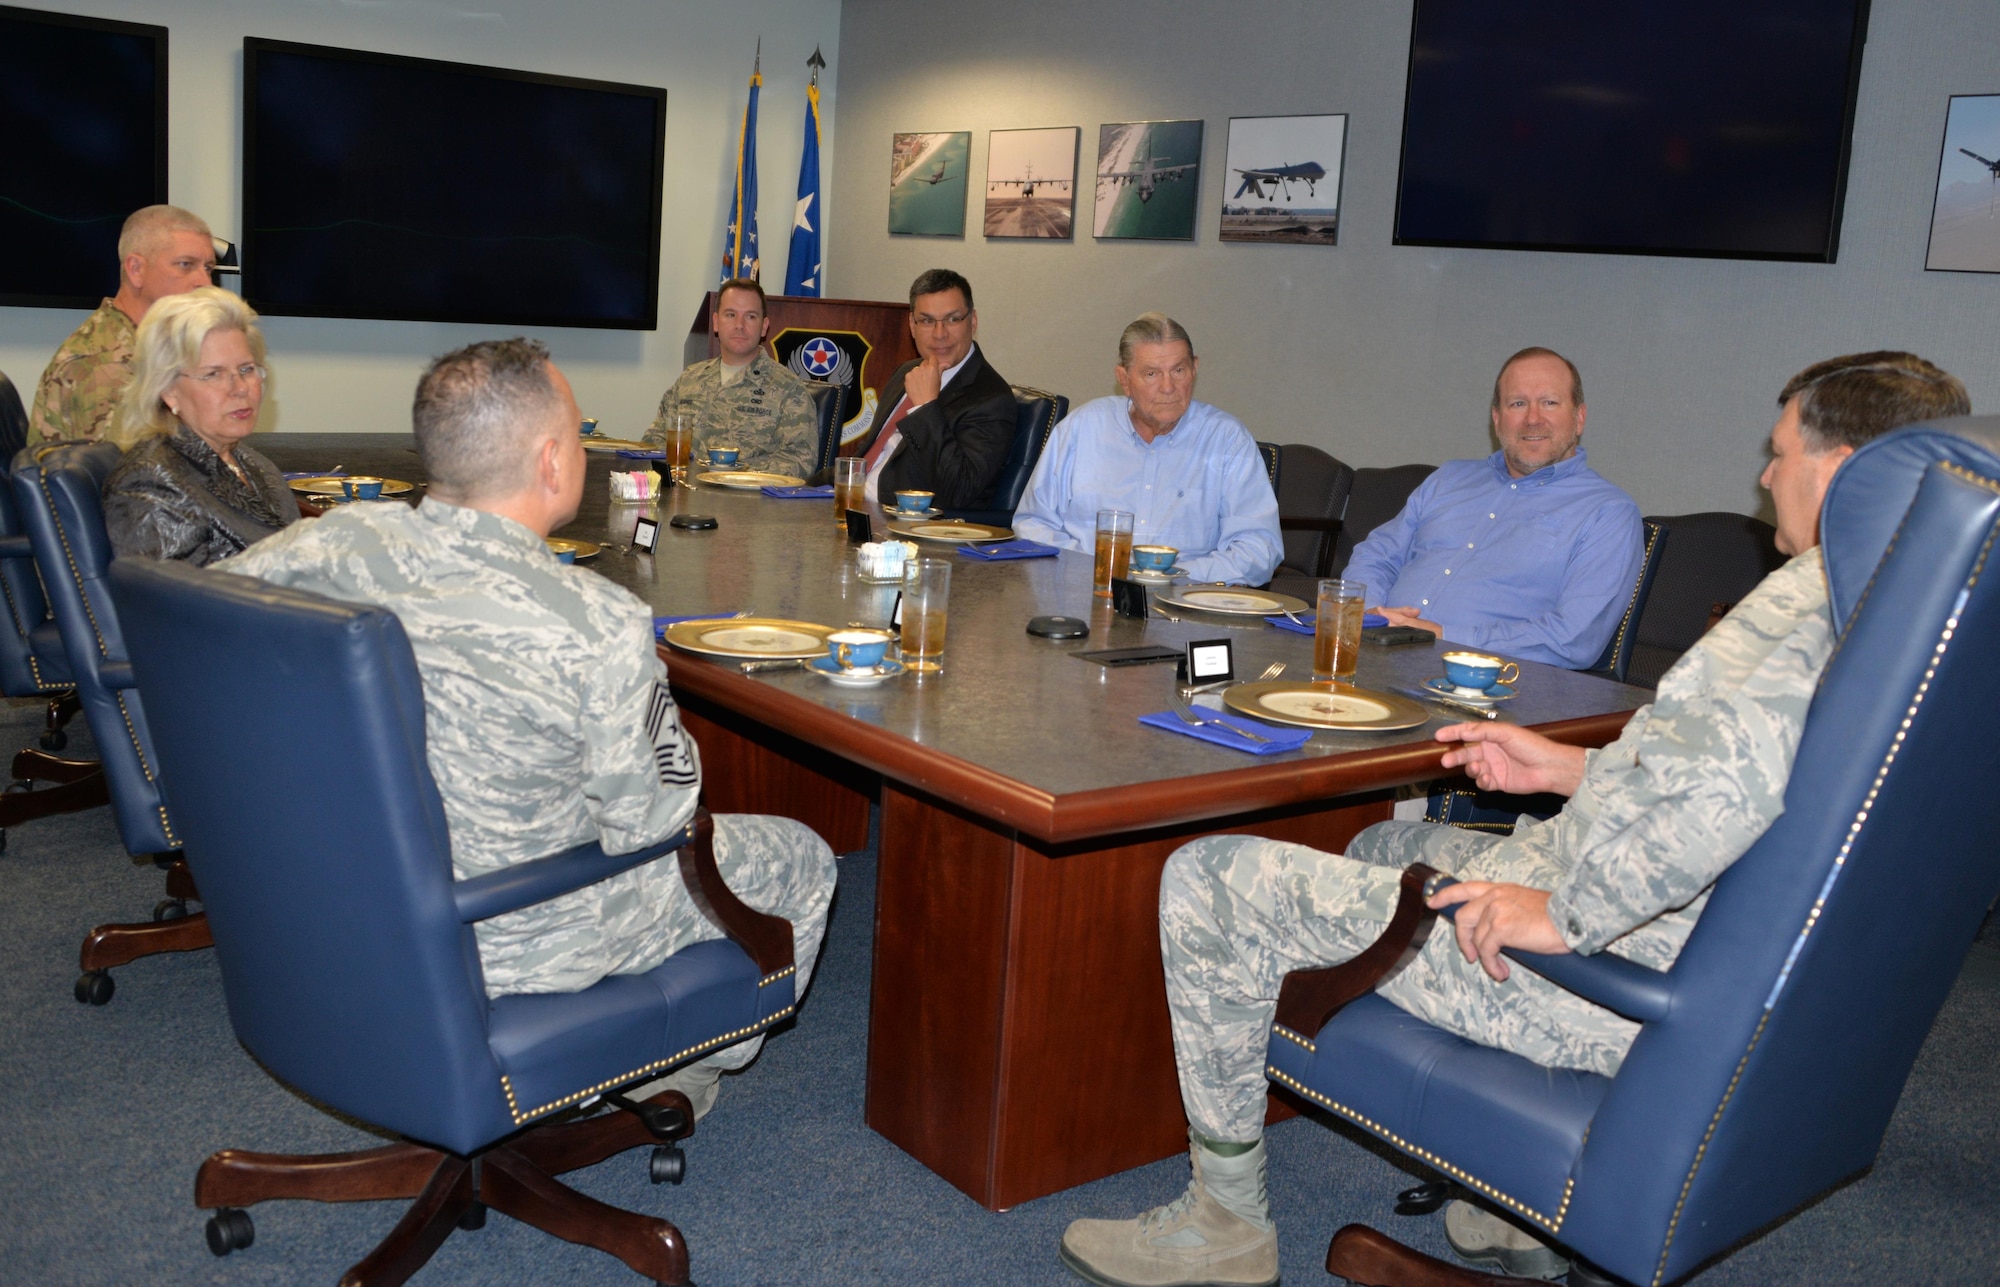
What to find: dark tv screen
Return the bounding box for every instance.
[0,6,167,308]
[1395,1,1870,262]
[244,39,666,329]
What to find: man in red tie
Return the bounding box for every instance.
[832,269,1017,511]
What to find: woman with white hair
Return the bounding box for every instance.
[102,286,298,565]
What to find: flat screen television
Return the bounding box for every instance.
[0,5,167,309]
[243,39,667,329]
[1394,1,1871,262]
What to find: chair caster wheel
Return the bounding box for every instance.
[39,727,65,751]
[1393,1179,1458,1216]
[649,1143,686,1185]
[74,970,113,1005]
[153,898,189,922]
[4,779,29,793]
[205,1207,254,1256]
[457,1201,487,1231]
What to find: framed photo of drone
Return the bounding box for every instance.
[1093,119,1204,240]
[983,127,1079,240]
[1220,114,1348,246]
[1926,94,2000,274]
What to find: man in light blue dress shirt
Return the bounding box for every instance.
[1013,314,1282,585]
[1343,348,1643,669]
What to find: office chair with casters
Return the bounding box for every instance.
[12,442,211,1003]
[804,379,849,478]
[952,385,1067,526]
[110,558,801,1286]
[1266,417,2000,1286]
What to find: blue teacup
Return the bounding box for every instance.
[827,628,893,671]
[1131,544,1179,574]
[555,548,577,565]
[894,490,935,514]
[340,476,385,501]
[579,417,599,436]
[707,445,741,466]
[1442,650,1520,695]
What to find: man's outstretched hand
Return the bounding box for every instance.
[1436,722,1588,798]
[1427,881,1570,982]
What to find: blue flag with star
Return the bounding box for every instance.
[784,82,822,296]
[722,62,761,283]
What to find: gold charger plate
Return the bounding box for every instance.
[546,538,601,561]
[662,617,835,660]
[886,520,1013,544]
[1155,586,1309,617]
[290,476,415,496]
[1223,681,1429,732]
[698,470,809,489]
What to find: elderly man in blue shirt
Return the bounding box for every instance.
[1012,314,1282,586]
[1344,347,1643,669]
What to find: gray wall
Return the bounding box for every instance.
[0,0,841,438]
[828,0,1997,519]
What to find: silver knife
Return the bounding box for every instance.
[1393,684,1501,721]
[740,658,811,674]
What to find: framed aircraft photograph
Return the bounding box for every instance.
[1925,94,2000,274]
[983,127,1078,239]
[1220,114,1348,245]
[1093,120,1203,240]
[889,131,971,236]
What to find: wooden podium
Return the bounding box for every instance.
[688,293,918,453]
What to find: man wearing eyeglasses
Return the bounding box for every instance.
[828,268,1017,511]
[30,205,221,445]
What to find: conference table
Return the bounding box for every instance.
[257,433,1650,1210]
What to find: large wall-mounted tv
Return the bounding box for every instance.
[1394,2,1871,263]
[243,39,667,329]
[0,5,167,309]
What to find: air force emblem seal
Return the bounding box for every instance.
[772,327,877,442]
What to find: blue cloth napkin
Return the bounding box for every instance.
[282,469,346,480]
[654,613,741,640]
[1265,611,1388,636]
[762,484,836,499]
[957,539,1060,561]
[615,449,666,460]
[1138,709,1310,755]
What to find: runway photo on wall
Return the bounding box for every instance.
[983,126,1078,239]
[1093,119,1203,240]
[1221,113,1347,245]
[889,132,971,236]
[1926,93,2000,273]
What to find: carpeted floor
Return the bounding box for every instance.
[0,698,1993,1286]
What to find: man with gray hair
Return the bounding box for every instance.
[224,338,837,1119]
[31,204,220,444]
[1013,313,1282,584]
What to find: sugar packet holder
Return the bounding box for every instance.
[609,469,664,500]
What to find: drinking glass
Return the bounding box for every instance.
[1092,509,1135,598]
[1314,578,1366,682]
[663,415,692,487]
[900,558,951,673]
[834,457,866,527]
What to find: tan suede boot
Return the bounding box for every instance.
[1443,1199,1571,1280]
[625,1059,723,1122]
[1059,1141,1279,1287]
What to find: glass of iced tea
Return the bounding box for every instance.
[833,457,866,527]
[899,558,951,673]
[1092,509,1135,598]
[663,415,693,487]
[1314,578,1366,682]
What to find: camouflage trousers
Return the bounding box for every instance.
[647,813,836,1071]
[1162,821,1640,1144]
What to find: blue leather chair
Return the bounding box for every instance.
[1627,512,1786,689]
[953,384,1067,526]
[109,556,802,1286]
[1583,518,1667,684]
[12,442,211,1002]
[805,379,849,478]
[1268,417,2000,1286]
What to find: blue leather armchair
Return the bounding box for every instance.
[952,384,1067,526]
[1583,518,1666,683]
[805,379,848,478]
[12,441,211,1001]
[110,556,802,1286]
[1267,417,2000,1286]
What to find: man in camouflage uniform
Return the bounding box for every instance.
[1059,352,1971,1287]
[30,205,218,444]
[647,277,819,479]
[226,337,836,1118]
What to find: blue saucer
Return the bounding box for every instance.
[809,656,906,687]
[1424,676,1516,704]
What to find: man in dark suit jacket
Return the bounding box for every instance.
[827,268,1015,511]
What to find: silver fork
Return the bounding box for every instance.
[1257,662,1286,681]
[1168,688,1271,744]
